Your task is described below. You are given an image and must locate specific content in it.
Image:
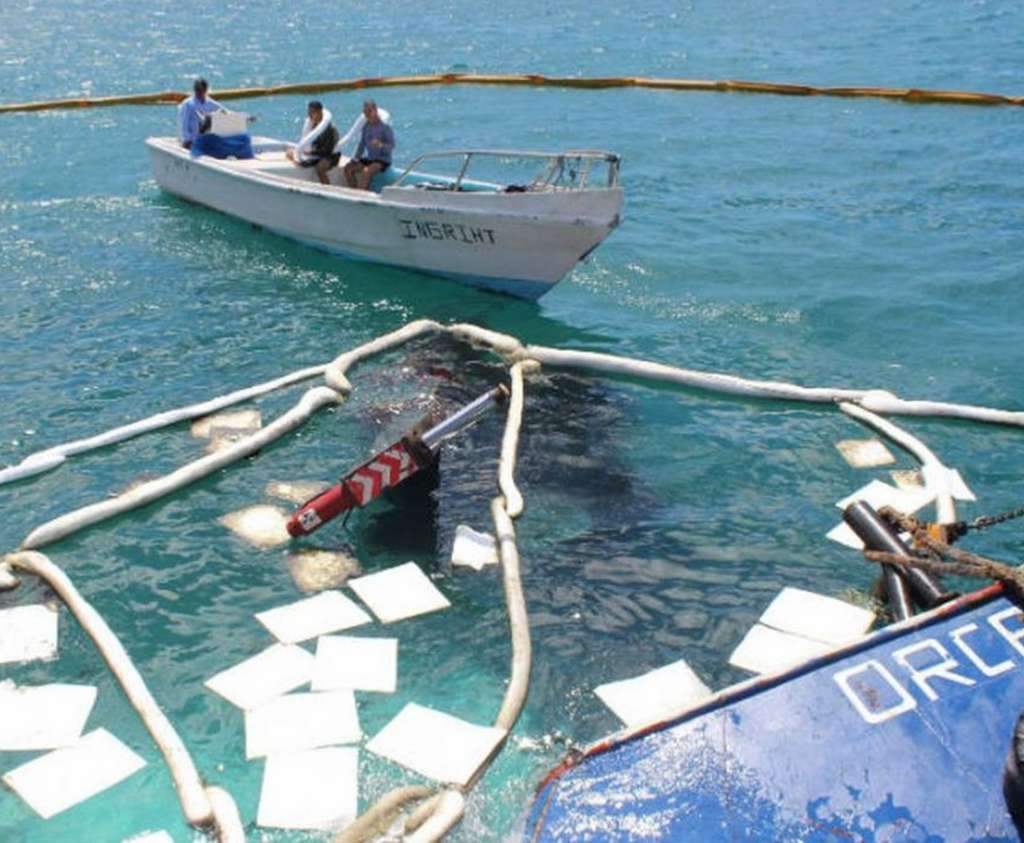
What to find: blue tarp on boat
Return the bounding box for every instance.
[190,133,254,160]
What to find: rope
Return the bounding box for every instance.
[864,508,1024,597]
[2,73,1021,114]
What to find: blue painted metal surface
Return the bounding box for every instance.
[526,585,1024,841]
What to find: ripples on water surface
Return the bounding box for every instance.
[1,1,1023,839]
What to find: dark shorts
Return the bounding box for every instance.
[357,158,390,171]
[300,153,341,169]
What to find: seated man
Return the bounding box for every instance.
[286,100,340,185]
[343,100,395,191]
[178,78,222,151]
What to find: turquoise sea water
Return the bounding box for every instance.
[2,1,1023,840]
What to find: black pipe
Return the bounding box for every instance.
[842,501,913,620]
[842,501,957,611]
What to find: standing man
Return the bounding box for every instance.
[178,78,222,150]
[286,101,341,185]
[343,100,395,191]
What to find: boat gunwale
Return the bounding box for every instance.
[533,580,1011,796]
[144,136,623,227]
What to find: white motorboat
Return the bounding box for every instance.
[146,136,622,299]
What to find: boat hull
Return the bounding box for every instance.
[146,138,621,300]
[526,584,1023,840]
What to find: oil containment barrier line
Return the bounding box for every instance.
[20,386,342,550]
[839,401,958,525]
[4,551,244,840]
[3,73,1022,114]
[0,363,327,488]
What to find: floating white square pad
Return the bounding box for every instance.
[451,525,499,571]
[313,636,398,693]
[348,562,450,623]
[0,683,97,751]
[257,747,358,830]
[729,624,834,675]
[366,703,505,786]
[0,604,58,665]
[256,591,371,644]
[759,587,874,646]
[595,660,711,727]
[3,728,145,819]
[826,520,865,550]
[245,690,360,759]
[835,479,935,515]
[205,644,315,711]
[123,832,174,843]
[835,438,895,468]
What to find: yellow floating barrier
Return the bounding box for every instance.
[1,73,1020,114]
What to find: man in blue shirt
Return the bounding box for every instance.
[343,100,395,190]
[178,78,223,150]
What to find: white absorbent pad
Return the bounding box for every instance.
[729,624,833,675]
[366,703,505,786]
[0,603,58,665]
[0,682,97,751]
[205,644,315,711]
[758,587,874,646]
[312,635,398,693]
[835,479,935,515]
[257,747,358,830]
[348,562,450,623]
[3,728,145,819]
[245,690,361,759]
[255,590,371,644]
[595,660,712,727]
[450,525,499,570]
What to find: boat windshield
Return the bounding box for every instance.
[391,150,620,193]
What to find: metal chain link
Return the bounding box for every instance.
[967,505,1024,532]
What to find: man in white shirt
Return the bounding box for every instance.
[178,78,222,150]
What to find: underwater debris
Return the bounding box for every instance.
[218,505,291,548]
[286,547,362,592]
[189,408,262,439]
[835,438,896,468]
[265,480,330,505]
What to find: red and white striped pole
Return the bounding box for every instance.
[287,384,508,537]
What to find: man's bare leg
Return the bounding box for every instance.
[357,161,384,191]
[343,160,359,188]
[315,158,332,185]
